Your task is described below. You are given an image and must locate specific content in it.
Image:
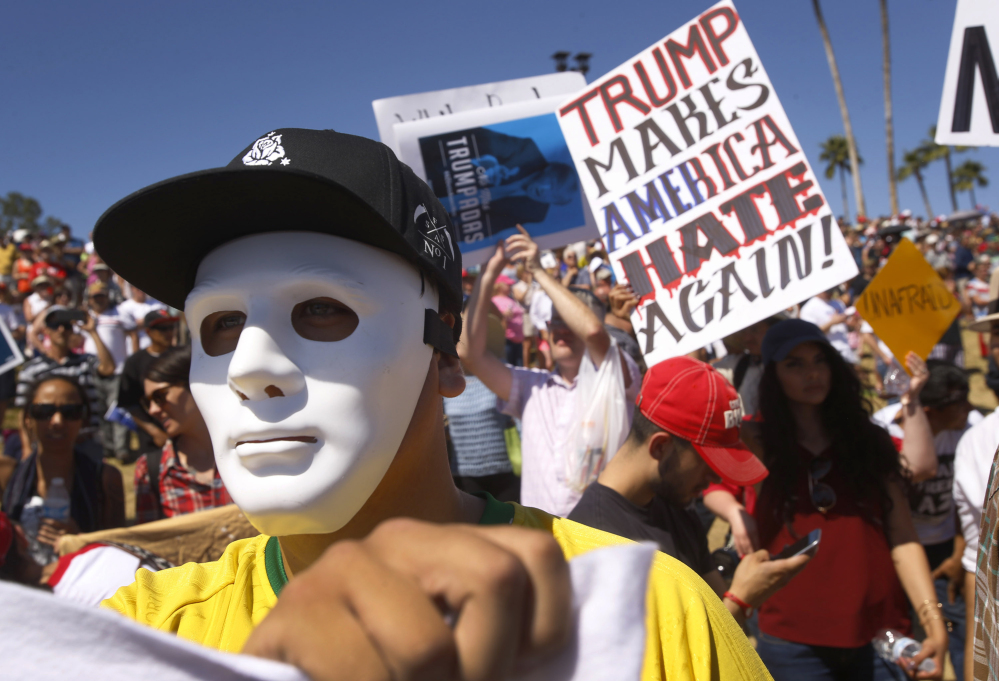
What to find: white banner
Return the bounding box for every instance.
[557,0,857,366]
[394,98,597,268]
[936,0,999,146]
[373,73,587,155]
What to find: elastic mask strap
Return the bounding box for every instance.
[424,309,457,357]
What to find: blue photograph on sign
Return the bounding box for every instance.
[418,113,586,253]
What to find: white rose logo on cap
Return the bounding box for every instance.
[242,132,289,166]
[414,204,454,270]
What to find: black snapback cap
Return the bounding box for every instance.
[93,128,462,354]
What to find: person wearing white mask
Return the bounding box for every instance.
[91,128,766,680]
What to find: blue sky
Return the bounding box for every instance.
[0,0,992,237]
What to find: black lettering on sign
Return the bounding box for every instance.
[679,279,714,332]
[726,58,770,111]
[635,118,682,174]
[619,251,654,298]
[638,301,684,353]
[678,213,740,273]
[633,226,815,354]
[952,26,999,133]
[646,236,683,288]
[583,138,639,197]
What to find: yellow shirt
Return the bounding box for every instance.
[0,242,16,276]
[104,498,771,680]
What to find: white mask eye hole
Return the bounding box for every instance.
[200,310,246,357]
[291,297,359,343]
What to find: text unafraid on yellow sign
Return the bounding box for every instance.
[857,239,960,364]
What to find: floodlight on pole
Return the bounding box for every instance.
[552,51,571,72]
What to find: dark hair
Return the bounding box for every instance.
[758,342,902,537]
[626,410,690,450]
[145,345,191,388]
[921,360,969,409]
[23,374,90,422]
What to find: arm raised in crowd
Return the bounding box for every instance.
[506,227,610,368]
[80,312,116,377]
[460,244,514,402]
[896,352,937,483]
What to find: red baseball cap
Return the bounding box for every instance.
[637,357,768,486]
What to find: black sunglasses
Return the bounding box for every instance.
[808,456,836,514]
[28,403,85,421]
[45,321,73,331]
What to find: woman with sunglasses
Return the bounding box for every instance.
[1,375,125,553]
[748,319,946,681]
[133,345,231,523]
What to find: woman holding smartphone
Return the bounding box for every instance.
[751,319,946,680]
[2,375,125,550]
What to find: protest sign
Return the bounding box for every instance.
[0,316,24,376]
[557,0,857,366]
[373,73,587,155]
[395,97,597,267]
[936,0,999,147]
[856,239,960,363]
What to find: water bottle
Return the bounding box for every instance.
[872,629,935,673]
[43,478,71,524]
[20,496,49,565]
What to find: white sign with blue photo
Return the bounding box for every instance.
[394,97,598,267]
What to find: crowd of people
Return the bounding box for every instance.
[3,126,999,681]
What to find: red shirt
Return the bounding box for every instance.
[133,441,232,524]
[703,481,757,515]
[30,261,67,282]
[754,445,909,648]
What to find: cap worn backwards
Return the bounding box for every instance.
[92,128,462,355]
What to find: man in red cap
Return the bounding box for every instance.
[569,356,812,626]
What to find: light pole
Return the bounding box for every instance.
[552,52,592,78]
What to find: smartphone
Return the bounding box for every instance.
[771,529,821,561]
[64,309,90,323]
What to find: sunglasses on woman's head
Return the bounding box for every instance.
[28,403,84,421]
[808,456,836,513]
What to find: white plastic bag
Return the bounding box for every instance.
[564,340,630,493]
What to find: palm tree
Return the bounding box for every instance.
[953,160,988,207]
[812,0,866,218]
[819,135,862,220]
[922,125,969,213]
[880,0,898,215]
[897,148,933,218]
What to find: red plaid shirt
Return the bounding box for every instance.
[134,441,232,524]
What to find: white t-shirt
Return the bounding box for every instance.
[967,276,991,318]
[24,292,50,320]
[0,302,23,333]
[873,403,983,546]
[954,409,999,571]
[48,543,164,607]
[82,307,134,373]
[799,296,857,364]
[529,289,553,334]
[117,298,166,354]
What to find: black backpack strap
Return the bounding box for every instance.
[145,450,163,521]
[732,353,753,391]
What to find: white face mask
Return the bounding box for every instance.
[186,232,434,536]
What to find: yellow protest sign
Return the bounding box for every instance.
[856,239,960,363]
